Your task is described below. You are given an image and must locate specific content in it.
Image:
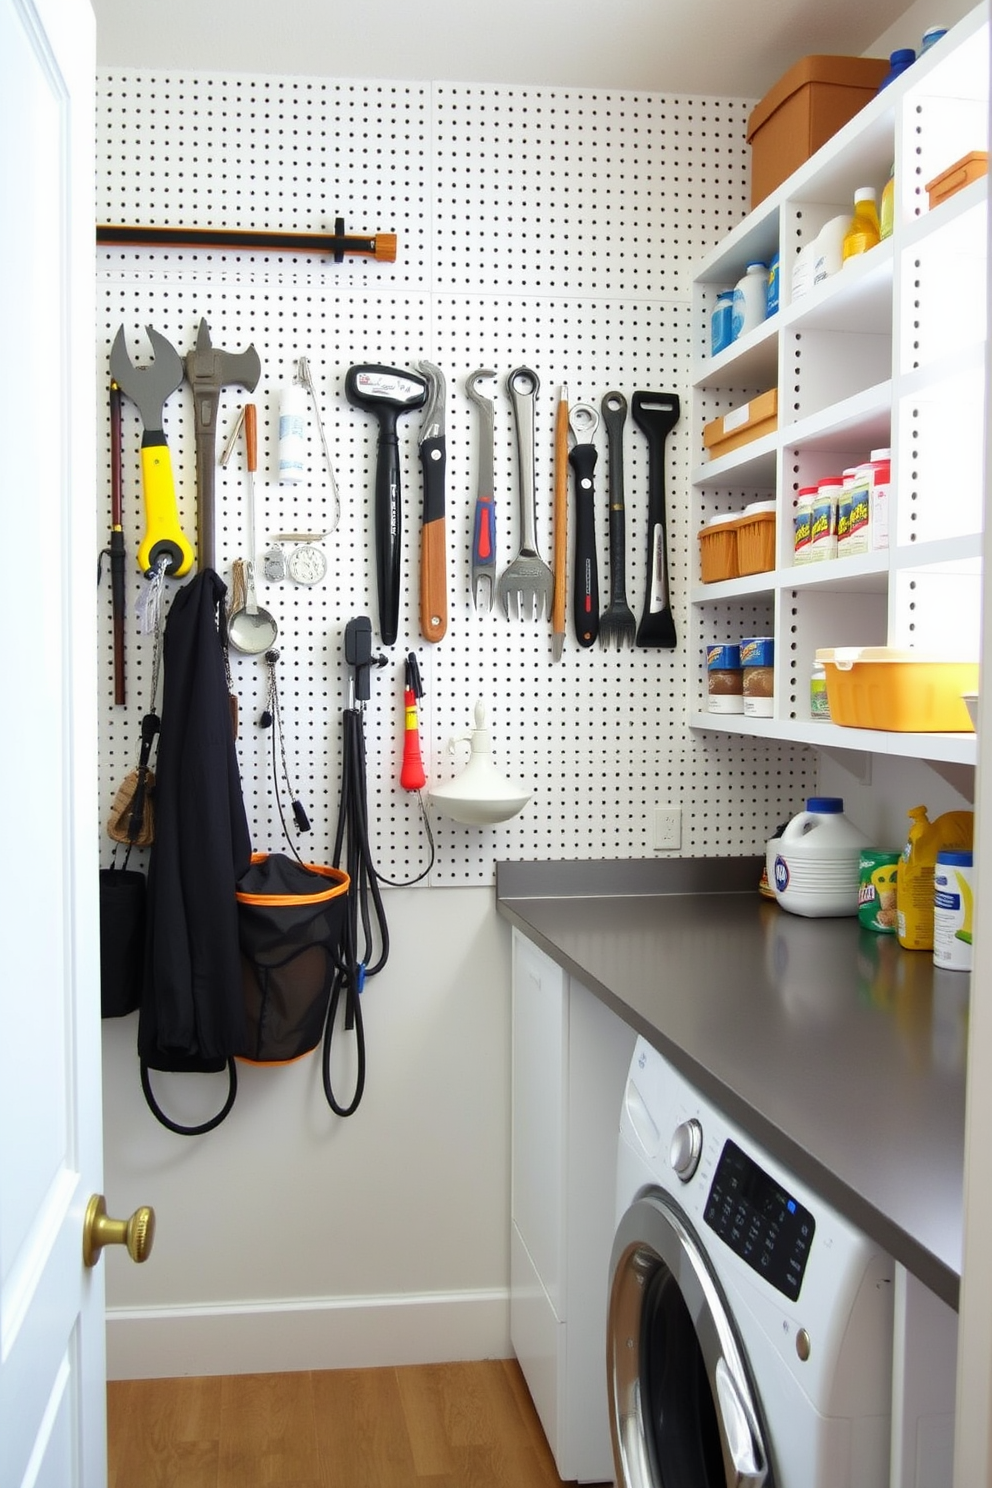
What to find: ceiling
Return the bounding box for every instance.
[91,0,932,99]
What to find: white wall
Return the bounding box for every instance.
[103,887,514,1374]
[869,0,976,58]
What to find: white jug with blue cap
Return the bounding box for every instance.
[767,797,870,917]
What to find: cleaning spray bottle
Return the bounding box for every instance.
[896,805,974,950]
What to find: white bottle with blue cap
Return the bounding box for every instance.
[768,796,870,917]
[731,261,769,341]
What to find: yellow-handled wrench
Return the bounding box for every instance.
[110,325,194,577]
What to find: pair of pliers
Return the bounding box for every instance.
[416,360,447,643]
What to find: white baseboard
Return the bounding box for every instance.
[106,1289,512,1380]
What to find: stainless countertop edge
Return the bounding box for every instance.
[496,886,960,1312]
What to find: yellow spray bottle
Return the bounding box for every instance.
[896,805,974,951]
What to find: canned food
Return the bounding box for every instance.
[858,850,900,933]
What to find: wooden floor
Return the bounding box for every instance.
[107,1359,606,1488]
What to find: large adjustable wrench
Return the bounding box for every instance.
[184,319,261,571]
[110,325,194,577]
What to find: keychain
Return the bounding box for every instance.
[270,530,329,586]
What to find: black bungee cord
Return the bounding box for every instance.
[320,620,389,1116]
[321,619,437,1116]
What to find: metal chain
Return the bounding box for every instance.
[264,650,299,806]
[134,555,169,713]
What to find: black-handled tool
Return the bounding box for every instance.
[599,391,636,651]
[345,365,428,646]
[568,402,600,648]
[632,391,680,649]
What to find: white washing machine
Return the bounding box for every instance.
[608,1037,896,1488]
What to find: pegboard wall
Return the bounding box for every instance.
[96,69,816,886]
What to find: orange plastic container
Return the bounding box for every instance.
[815,647,979,731]
[703,389,778,460]
[736,505,777,576]
[697,514,740,583]
[925,151,989,210]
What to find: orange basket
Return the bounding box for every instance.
[736,506,777,576]
[697,514,740,583]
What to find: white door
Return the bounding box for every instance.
[0,1,106,1484]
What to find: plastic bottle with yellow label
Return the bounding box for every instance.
[896,805,974,950]
[842,188,881,263]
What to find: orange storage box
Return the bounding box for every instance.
[697,513,740,583]
[736,503,777,576]
[746,56,889,209]
[925,151,989,210]
[703,389,778,460]
[815,647,979,731]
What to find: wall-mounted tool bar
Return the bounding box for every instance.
[97,215,397,264]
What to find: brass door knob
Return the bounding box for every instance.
[82,1194,155,1268]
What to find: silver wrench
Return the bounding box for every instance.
[497,368,554,621]
[466,368,497,612]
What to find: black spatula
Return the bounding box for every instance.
[632,391,680,649]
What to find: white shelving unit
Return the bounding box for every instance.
[688,4,989,767]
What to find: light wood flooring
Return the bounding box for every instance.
[107,1358,609,1488]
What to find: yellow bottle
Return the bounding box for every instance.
[880,165,895,241]
[842,187,881,262]
[896,805,975,950]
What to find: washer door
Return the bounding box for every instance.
[608,1187,772,1488]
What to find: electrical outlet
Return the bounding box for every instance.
[653,806,682,852]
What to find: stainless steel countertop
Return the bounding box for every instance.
[496,858,967,1309]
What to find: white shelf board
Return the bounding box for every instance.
[782,382,893,451]
[692,318,779,390]
[898,339,986,396]
[894,534,984,571]
[691,552,889,606]
[782,244,894,336]
[776,552,890,593]
[689,710,978,765]
[902,172,988,251]
[692,433,777,488]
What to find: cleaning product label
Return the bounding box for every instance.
[896,806,975,951]
[933,852,973,971]
[846,468,871,555]
[897,859,937,949]
[858,851,899,932]
[794,499,813,564]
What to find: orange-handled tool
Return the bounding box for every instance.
[417,361,447,644]
[243,402,258,564]
[552,384,569,661]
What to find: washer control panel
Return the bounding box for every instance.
[704,1138,816,1300]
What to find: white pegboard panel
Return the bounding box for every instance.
[96,67,810,890]
[96,71,431,292]
[432,86,754,304]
